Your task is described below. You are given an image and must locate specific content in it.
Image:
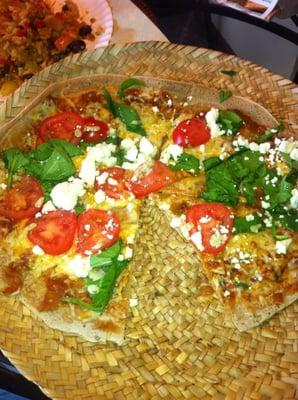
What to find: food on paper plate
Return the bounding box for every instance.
[0,0,99,96]
[0,77,297,343]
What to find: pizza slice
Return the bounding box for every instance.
[154,101,298,331]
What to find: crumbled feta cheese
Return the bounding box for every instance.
[209,230,227,248]
[51,178,85,211]
[68,255,91,278]
[32,245,45,256]
[159,201,170,210]
[170,217,183,228]
[124,247,133,259]
[127,235,135,244]
[126,147,139,162]
[290,148,298,161]
[278,139,296,155]
[96,171,109,185]
[190,231,204,251]
[107,178,118,186]
[245,214,255,222]
[205,108,224,138]
[117,254,124,261]
[261,200,270,209]
[290,188,298,209]
[152,106,159,113]
[160,144,183,164]
[233,136,249,150]
[264,218,273,228]
[79,143,116,185]
[275,238,292,255]
[139,137,156,157]
[259,142,271,154]
[87,284,99,295]
[41,200,56,214]
[121,138,136,151]
[223,290,230,297]
[248,142,259,152]
[89,268,105,281]
[94,189,106,204]
[84,224,90,231]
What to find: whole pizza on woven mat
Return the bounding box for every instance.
[0,77,297,344]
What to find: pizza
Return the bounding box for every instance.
[0,77,297,343]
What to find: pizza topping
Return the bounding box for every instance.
[0,176,44,221]
[82,117,109,143]
[275,238,292,255]
[95,167,127,199]
[50,178,85,210]
[117,78,145,99]
[217,111,244,136]
[168,153,201,175]
[186,203,233,253]
[172,117,211,147]
[36,112,85,145]
[27,210,77,255]
[205,108,224,138]
[160,144,183,164]
[32,245,45,256]
[68,254,91,278]
[2,257,29,295]
[77,209,120,255]
[126,160,177,198]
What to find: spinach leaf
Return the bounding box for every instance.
[104,135,121,145]
[64,240,128,314]
[90,240,122,268]
[203,157,222,171]
[169,153,200,174]
[219,90,232,103]
[256,123,284,143]
[117,78,145,98]
[217,110,244,136]
[114,148,126,166]
[74,202,86,216]
[221,70,238,77]
[103,88,147,136]
[1,148,29,187]
[233,213,264,234]
[271,208,298,232]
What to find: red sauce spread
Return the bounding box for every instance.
[2,257,28,295]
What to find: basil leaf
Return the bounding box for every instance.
[221,70,238,77]
[169,153,200,174]
[117,78,145,98]
[2,148,29,187]
[271,208,298,232]
[203,157,222,171]
[90,240,122,268]
[114,148,126,166]
[256,123,284,143]
[114,103,146,136]
[78,141,96,150]
[217,110,244,136]
[233,213,264,234]
[104,135,121,145]
[74,202,86,216]
[103,87,117,115]
[104,88,147,136]
[219,90,232,103]
[262,175,293,209]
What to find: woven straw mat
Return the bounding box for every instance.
[0,42,297,400]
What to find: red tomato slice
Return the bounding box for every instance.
[126,160,176,199]
[28,211,77,256]
[82,117,109,143]
[0,176,44,221]
[172,118,211,148]
[77,209,120,255]
[95,167,127,199]
[185,203,233,254]
[36,112,84,145]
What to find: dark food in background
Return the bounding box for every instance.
[0,0,97,96]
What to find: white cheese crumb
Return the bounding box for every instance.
[275,238,292,255]
[190,231,204,252]
[32,245,45,256]
[259,142,271,154]
[41,200,56,214]
[0,183,7,190]
[68,255,91,278]
[139,137,156,157]
[205,108,224,138]
[96,171,109,185]
[89,268,105,281]
[248,142,259,152]
[152,106,159,113]
[245,214,255,222]
[160,144,183,164]
[87,284,99,295]
[261,200,270,209]
[127,235,135,244]
[120,138,136,151]
[50,178,85,211]
[124,247,133,259]
[223,290,230,297]
[290,188,298,209]
[94,189,106,204]
[170,217,183,228]
[290,148,298,161]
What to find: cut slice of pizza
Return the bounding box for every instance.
[154,101,298,331]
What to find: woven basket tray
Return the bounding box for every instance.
[0,42,297,400]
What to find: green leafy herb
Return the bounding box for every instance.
[1,148,29,187]
[78,141,96,150]
[114,148,126,166]
[74,202,86,216]
[169,153,200,174]
[90,240,123,268]
[104,135,121,145]
[203,157,222,171]
[117,78,145,98]
[217,110,244,136]
[103,88,147,136]
[271,208,298,232]
[233,213,264,234]
[64,240,128,314]
[256,123,284,143]
[219,90,232,103]
[235,281,250,289]
[221,70,238,77]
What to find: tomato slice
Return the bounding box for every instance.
[126,160,177,199]
[28,211,77,255]
[185,203,233,254]
[82,117,109,143]
[77,209,120,255]
[172,117,211,148]
[95,167,127,199]
[36,112,84,145]
[0,176,44,221]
